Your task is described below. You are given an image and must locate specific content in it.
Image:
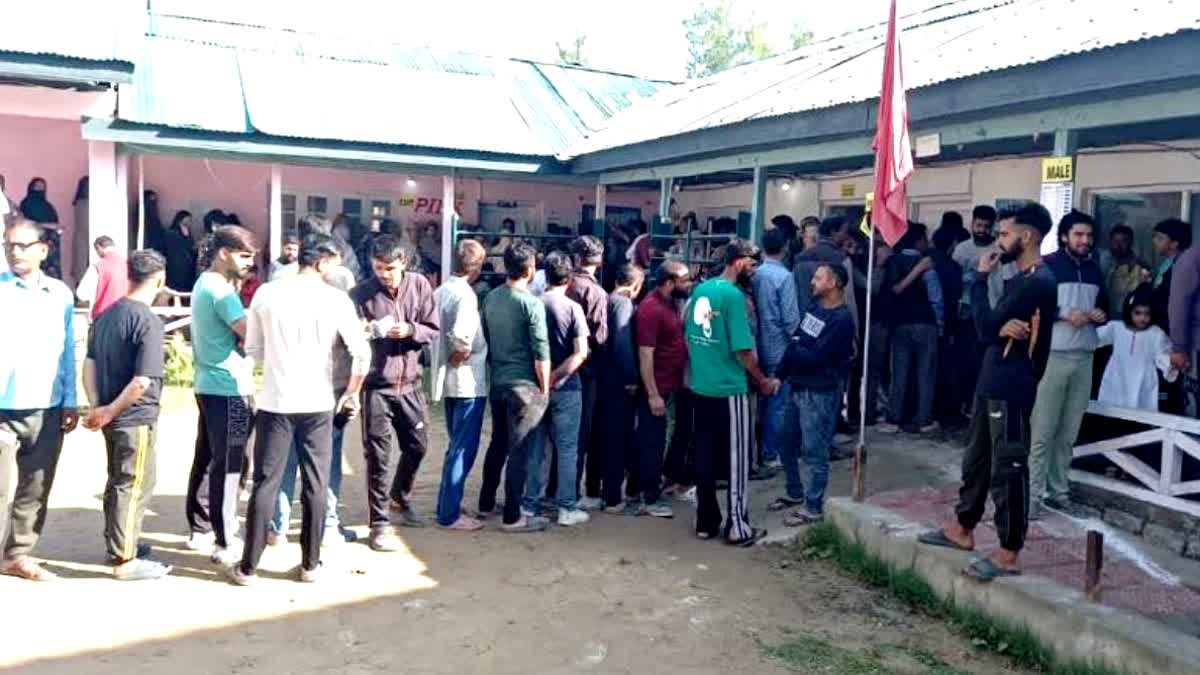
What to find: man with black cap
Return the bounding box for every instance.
[684,238,778,546]
[918,203,1058,582]
[565,235,609,510]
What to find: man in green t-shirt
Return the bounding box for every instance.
[477,242,552,533]
[187,226,257,563]
[685,239,779,546]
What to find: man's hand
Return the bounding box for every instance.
[336,392,361,422]
[1171,351,1191,372]
[449,349,471,367]
[648,394,667,417]
[759,377,781,397]
[977,250,1000,275]
[387,321,414,339]
[999,319,1031,341]
[914,257,933,275]
[1088,309,1107,324]
[1067,310,1091,328]
[62,409,81,433]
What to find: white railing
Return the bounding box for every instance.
[1071,401,1200,518]
[154,288,192,334]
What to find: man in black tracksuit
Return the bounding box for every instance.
[919,203,1058,581]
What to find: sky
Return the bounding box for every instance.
[149,0,899,80]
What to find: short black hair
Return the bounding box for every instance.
[210,225,258,254]
[93,235,115,249]
[771,214,796,231]
[1122,283,1155,327]
[940,211,964,233]
[655,260,688,286]
[504,242,538,280]
[895,222,927,250]
[544,251,574,286]
[569,235,604,265]
[128,249,166,286]
[1110,224,1134,240]
[1155,218,1192,250]
[282,231,300,246]
[762,227,789,255]
[370,235,409,263]
[299,233,342,268]
[722,238,761,266]
[931,225,959,253]
[818,216,846,238]
[972,205,997,224]
[1001,202,1053,237]
[800,216,821,228]
[615,263,643,288]
[1057,209,1096,242]
[818,262,848,289]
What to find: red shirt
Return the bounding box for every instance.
[91,253,129,320]
[635,290,686,395]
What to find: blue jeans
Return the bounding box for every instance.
[270,425,344,534]
[761,378,796,464]
[525,388,581,512]
[435,397,487,526]
[793,387,840,514]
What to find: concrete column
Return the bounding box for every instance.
[136,155,145,249]
[658,177,672,224]
[749,165,768,243]
[441,171,456,281]
[268,163,282,260]
[594,183,607,235]
[87,140,127,259]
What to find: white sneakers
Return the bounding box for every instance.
[557,509,590,527]
[186,531,215,551]
[575,496,604,512]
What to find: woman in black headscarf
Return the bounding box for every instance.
[164,210,198,292]
[142,190,167,255]
[21,177,62,278]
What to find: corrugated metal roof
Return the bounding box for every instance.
[0,1,140,65]
[119,14,669,158]
[569,0,1200,157]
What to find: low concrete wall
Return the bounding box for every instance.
[827,497,1200,675]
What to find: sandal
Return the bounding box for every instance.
[727,528,768,547]
[783,510,823,527]
[962,557,1021,582]
[767,496,805,512]
[0,557,58,582]
[439,516,484,531]
[917,529,975,552]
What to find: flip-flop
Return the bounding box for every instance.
[767,496,805,512]
[114,558,172,581]
[783,510,823,527]
[962,557,1021,582]
[439,516,484,531]
[917,529,975,552]
[500,517,549,533]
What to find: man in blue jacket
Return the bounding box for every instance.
[1029,210,1108,518]
[776,264,855,526]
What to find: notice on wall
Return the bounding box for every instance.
[1039,181,1073,222]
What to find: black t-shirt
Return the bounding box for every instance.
[86,298,165,427]
[541,290,589,391]
[971,265,1058,406]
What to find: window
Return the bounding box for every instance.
[370,199,392,232]
[342,198,363,229]
[1094,191,1185,268]
[281,193,297,232]
[306,195,328,217]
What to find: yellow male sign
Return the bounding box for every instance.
[1041,157,1073,183]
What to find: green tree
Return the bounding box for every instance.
[791,23,814,50]
[683,0,744,78]
[556,32,588,67]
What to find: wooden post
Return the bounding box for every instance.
[1085,529,1104,601]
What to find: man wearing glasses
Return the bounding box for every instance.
[0,220,79,581]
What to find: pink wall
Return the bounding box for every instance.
[0,114,88,278]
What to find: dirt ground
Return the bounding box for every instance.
[1,388,1030,675]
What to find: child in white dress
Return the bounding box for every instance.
[1096,286,1178,410]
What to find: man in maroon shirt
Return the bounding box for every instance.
[565,235,609,510]
[633,260,693,516]
[350,235,440,550]
[76,236,129,320]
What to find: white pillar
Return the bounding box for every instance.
[136,155,145,249]
[87,140,127,258]
[441,171,456,281]
[594,183,607,235]
[658,177,672,224]
[268,163,282,260]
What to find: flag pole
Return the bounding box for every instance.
[853,221,874,502]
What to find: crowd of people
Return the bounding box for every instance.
[1,195,1196,585]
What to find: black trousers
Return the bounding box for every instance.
[0,408,64,560]
[188,395,254,548]
[241,410,332,573]
[600,384,638,507]
[633,392,671,504]
[663,389,696,487]
[693,393,753,540]
[102,423,157,563]
[579,373,602,499]
[955,396,1032,552]
[478,383,548,525]
[362,388,429,528]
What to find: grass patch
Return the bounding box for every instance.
[797,523,1122,675]
[763,636,890,674]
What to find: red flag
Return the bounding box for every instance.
[871,0,913,247]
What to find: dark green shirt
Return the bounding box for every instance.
[482,284,550,390]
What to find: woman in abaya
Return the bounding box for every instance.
[164,210,198,293]
[21,177,62,278]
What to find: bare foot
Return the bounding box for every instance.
[441,515,483,531]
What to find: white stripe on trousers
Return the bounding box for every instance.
[727,394,752,541]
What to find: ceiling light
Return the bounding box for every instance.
[406,178,417,188]
[780,180,792,191]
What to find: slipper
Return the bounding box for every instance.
[500,516,549,533]
[917,529,974,552]
[439,516,484,531]
[768,496,805,512]
[0,557,58,582]
[962,557,1021,583]
[728,528,768,548]
[114,558,172,581]
[783,510,823,527]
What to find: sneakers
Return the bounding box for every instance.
[267,531,288,547]
[186,531,215,552]
[210,541,242,566]
[501,515,550,533]
[877,424,901,434]
[224,564,257,586]
[296,563,324,583]
[643,502,674,518]
[369,526,404,552]
[557,509,590,527]
[603,502,628,515]
[520,506,540,519]
[575,496,604,512]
